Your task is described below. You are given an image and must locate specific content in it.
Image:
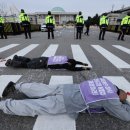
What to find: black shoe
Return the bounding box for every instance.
[121,39,125,41]
[2,81,15,97]
[87,67,91,70]
[83,67,91,70]
[84,63,88,66]
[5,59,12,66]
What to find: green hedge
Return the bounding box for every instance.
[4,23,40,35]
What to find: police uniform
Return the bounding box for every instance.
[118,15,130,41]
[99,14,108,40]
[75,12,84,39]
[45,11,55,39]
[0,16,7,39]
[19,11,31,39]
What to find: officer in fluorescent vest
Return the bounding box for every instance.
[99,13,108,40]
[75,11,84,39]
[45,11,55,39]
[19,9,31,39]
[0,15,7,39]
[118,12,130,41]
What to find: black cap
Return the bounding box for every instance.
[48,11,51,15]
[21,9,25,13]
[79,11,82,15]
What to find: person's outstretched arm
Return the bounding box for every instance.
[103,99,130,121]
[75,61,88,66]
[68,59,88,66]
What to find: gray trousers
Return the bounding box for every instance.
[0,82,66,117]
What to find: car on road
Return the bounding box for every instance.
[41,24,47,32]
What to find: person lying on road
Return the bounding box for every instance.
[0,77,130,121]
[5,55,91,71]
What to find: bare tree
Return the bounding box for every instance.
[111,4,115,12]
[121,5,125,9]
[0,2,8,16]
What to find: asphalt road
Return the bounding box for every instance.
[0,27,130,130]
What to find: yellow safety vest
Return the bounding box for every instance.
[45,15,55,25]
[0,17,4,24]
[99,16,108,26]
[121,16,130,25]
[19,13,30,22]
[76,15,84,24]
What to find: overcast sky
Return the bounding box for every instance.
[1,0,130,18]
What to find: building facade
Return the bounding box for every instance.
[107,6,130,25]
[28,7,78,25]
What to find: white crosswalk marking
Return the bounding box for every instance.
[91,45,130,69]
[33,76,76,130]
[41,44,58,57]
[0,75,22,97]
[7,44,39,59]
[71,45,92,68]
[113,45,130,55]
[103,76,130,102]
[0,44,19,53]
[0,44,39,67]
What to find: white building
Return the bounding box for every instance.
[28,7,78,25]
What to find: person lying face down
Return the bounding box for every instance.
[5,55,91,71]
[0,77,130,122]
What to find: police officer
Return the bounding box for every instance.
[0,15,7,39]
[75,11,84,39]
[19,9,31,39]
[99,13,108,40]
[118,13,130,41]
[45,11,55,39]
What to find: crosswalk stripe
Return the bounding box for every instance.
[0,75,22,97]
[71,45,92,68]
[0,44,39,67]
[33,76,76,130]
[41,44,58,57]
[7,44,39,59]
[113,45,130,55]
[103,76,130,102]
[91,45,130,69]
[49,76,73,85]
[0,44,19,53]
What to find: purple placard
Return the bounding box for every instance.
[47,56,68,65]
[80,78,119,105]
